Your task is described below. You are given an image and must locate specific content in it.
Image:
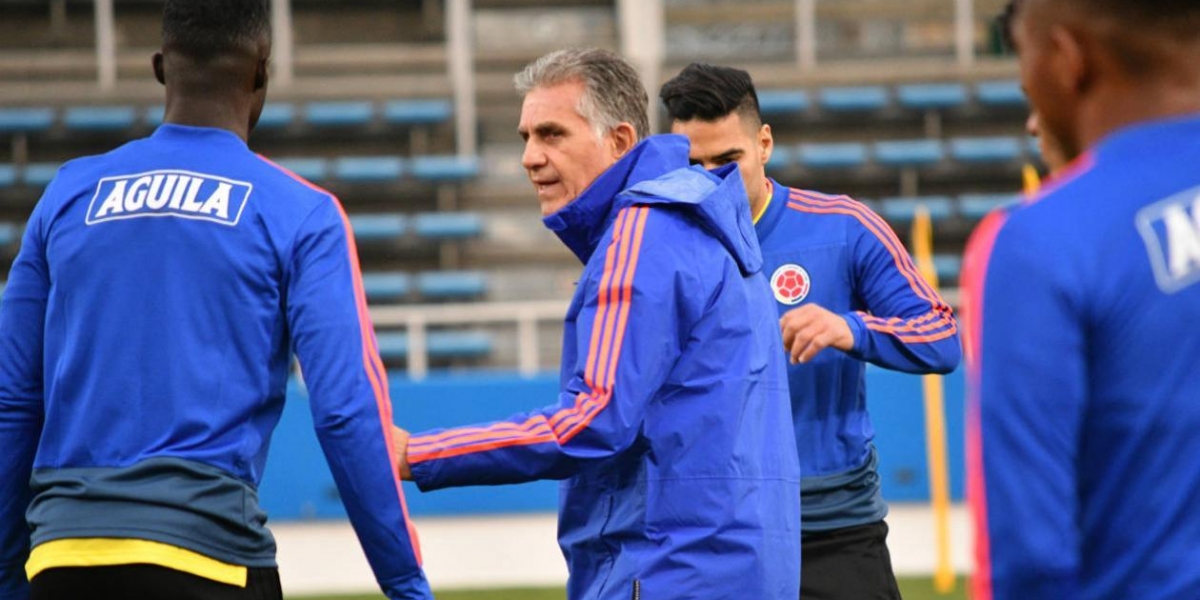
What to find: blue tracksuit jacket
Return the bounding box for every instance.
[967,113,1200,600]
[755,181,960,532]
[0,124,431,599]
[407,135,802,600]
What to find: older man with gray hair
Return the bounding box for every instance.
[394,48,801,599]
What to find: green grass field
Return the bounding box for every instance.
[300,576,968,600]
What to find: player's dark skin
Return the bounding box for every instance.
[152,35,271,143]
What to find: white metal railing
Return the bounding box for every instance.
[370,299,569,380]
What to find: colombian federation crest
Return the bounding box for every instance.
[771,263,811,305]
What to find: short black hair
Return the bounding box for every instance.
[1002,0,1200,45]
[162,0,271,59]
[997,0,1020,53]
[660,63,762,126]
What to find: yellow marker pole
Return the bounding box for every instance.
[1022,163,1042,197]
[912,206,955,594]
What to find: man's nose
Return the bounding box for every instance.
[522,140,547,171]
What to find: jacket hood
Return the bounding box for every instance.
[544,134,763,275]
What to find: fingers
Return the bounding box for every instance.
[781,304,842,364]
[392,425,413,480]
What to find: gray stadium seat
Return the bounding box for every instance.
[374,331,494,360]
[0,165,15,189]
[975,80,1027,107]
[272,157,328,182]
[797,142,869,169]
[64,106,137,131]
[0,108,54,133]
[409,155,480,181]
[348,214,407,241]
[416,271,487,300]
[23,163,60,187]
[873,139,945,167]
[383,99,453,125]
[305,101,375,127]
[413,212,483,240]
[332,156,404,182]
[757,89,810,116]
[896,83,968,110]
[959,193,1020,220]
[878,196,955,223]
[949,136,1023,163]
[818,86,889,112]
[361,272,412,302]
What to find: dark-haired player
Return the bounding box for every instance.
[967,1,1200,598]
[661,63,961,600]
[0,1,431,598]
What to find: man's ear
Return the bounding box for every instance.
[758,123,774,164]
[1049,24,1091,99]
[153,52,166,86]
[610,122,638,159]
[254,57,269,91]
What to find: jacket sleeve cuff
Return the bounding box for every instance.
[844,312,869,357]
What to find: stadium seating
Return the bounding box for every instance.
[873,139,945,167]
[332,156,405,182]
[975,80,1027,107]
[948,136,1024,163]
[305,101,375,127]
[409,155,481,181]
[374,330,495,360]
[383,99,453,125]
[361,272,412,302]
[0,165,15,189]
[757,89,810,116]
[766,145,793,170]
[796,142,869,169]
[896,83,968,110]
[0,108,54,133]
[877,196,955,223]
[0,222,19,246]
[958,193,1019,220]
[933,254,963,282]
[413,212,483,240]
[416,271,487,300]
[818,86,890,112]
[271,157,328,182]
[63,106,137,132]
[348,213,408,242]
[23,163,60,187]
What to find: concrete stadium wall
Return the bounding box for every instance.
[259,367,967,521]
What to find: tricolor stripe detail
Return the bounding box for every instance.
[960,207,1011,600]
[259,155,423,565]
[407,206,651,463]
[786,189,958,344]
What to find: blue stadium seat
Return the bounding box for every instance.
[144,106,165,127]
[0,222,19,246]
[975,80,1026,107]
[873,139,945,167]
[797,143,868,169]
[896,83,968,110]
[409,155,480,181]
[878,196,955,223]
[332,156,404,182]
[361,272,412,302]
[1026,136,1042,159]
[757,89,810,116]
[305,101,375,127]
[374,331,494,360]
[949,136,1023,163]
[959,193,1020,220]
[766,145,793,170]
[348,213,407,241]
[64,106,137,131]
[256,103,296,129]
[0,108,54,133]
[23,163,60,187]
[383,99,453,125]
[272,157,328,182]
[417,271,487,300]
[818,86,889,112]
[0,165,15,188]
[413,212,483,240]
[933,254,963,281]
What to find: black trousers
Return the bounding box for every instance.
[800,520,902,600]
[30,564,282,600]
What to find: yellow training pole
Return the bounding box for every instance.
[1022,163,1042,197]
[912,206,955,594]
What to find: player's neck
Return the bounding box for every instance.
[161,90,253,143]
[1078,76,1200,151]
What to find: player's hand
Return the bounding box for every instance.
[779,303,855,364]
[392,425,413,480]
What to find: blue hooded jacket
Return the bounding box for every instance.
[407,135,802,599]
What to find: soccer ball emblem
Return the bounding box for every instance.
[771,264,811,305]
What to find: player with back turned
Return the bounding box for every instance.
[661,64,961,600]
[967,1,1200,598]
[0,1,432,598]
